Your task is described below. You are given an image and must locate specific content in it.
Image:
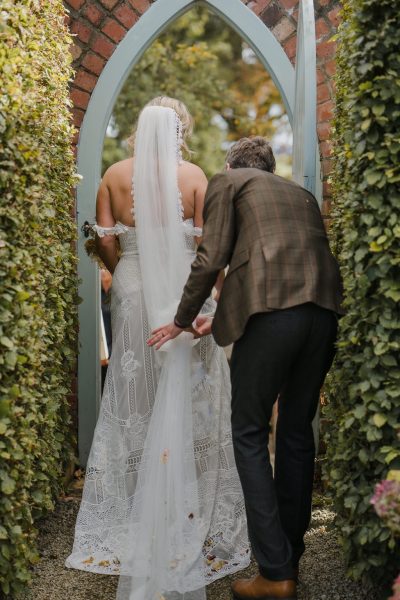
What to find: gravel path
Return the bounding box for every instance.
[15,490,379,600]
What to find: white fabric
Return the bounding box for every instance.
[66,107,250,598]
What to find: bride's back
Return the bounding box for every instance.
[101,157,208,227]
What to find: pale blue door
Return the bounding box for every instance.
[76,0,318,464]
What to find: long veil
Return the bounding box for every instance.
[116,106,206,600]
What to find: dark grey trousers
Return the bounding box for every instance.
[230,303,337,581]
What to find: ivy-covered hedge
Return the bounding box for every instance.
[0,1,78,595]
[324,0,400,591]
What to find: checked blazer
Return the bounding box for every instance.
[175,168,344,346]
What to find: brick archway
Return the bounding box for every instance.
[65,0,339,212]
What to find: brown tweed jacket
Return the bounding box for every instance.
[175,168,344,347]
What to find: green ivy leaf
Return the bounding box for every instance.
[369,241,383,252]
[365,171,382,185]
[372,413,387,428]
[5,351,17,368]
[1,475,16,495]
[354,405,367,419]
[0,337,14,349]
[385,451,400,465]
[361,118,372,131]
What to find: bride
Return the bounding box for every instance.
[66,96,250,598]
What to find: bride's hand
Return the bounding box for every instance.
[148,317,212,349]
[147,322,197,350]
[147,322,183,349]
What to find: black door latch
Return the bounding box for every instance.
[81,220,93,238]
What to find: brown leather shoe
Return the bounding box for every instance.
[231,574,297,600]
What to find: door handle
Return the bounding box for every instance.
[81,220,94,238]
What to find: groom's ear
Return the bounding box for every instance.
[225,163,231,171]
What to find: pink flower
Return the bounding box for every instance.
[371,479,400,536]
[389,574,400,600]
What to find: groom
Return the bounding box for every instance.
[149,137,343,600]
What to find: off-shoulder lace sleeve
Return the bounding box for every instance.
[192,226,203,237]
[182,220,203,237]
[93,222,130,237]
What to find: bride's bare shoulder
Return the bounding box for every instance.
[179,161,207,182]
[103,158,133,182]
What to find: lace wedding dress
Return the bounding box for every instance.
[66,107,250,598]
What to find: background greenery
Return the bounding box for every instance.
[103,7,292,178]
[325,0,400,591]
[0,0,78,594]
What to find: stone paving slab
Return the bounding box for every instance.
[15,497,379,600]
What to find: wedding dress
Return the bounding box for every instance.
[66,107,249,599]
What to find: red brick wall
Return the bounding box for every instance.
[65,0,340,212]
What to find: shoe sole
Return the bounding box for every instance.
[233,595,297,600]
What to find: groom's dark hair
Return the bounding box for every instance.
[226,136,276,173]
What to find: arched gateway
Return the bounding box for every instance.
[76,0,318,464]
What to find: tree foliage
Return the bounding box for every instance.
[0,0,77,594]
[324,0,400,590]
[103,7,288,177]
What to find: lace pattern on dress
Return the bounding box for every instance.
[182,219,203,238]
[65,266,250,576]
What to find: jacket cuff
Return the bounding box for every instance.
[174,316,189,329]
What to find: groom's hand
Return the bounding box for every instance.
[193,315,213,337]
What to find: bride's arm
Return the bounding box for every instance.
[214,270,225,301]
[194,168,225,300]
[193,165,207,246]
[95,178,119,274]
[174,172,236,328]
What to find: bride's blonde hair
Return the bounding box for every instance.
[128,96,193,155]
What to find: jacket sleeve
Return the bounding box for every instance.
[175,172,236,327]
